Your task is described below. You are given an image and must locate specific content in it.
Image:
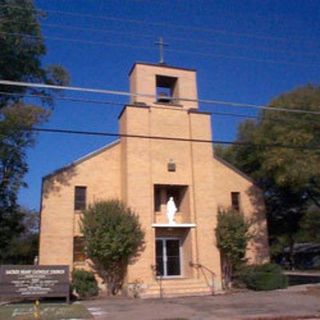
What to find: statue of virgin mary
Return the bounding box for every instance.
[166,196,177,225]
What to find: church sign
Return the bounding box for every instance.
[0,265,69,303]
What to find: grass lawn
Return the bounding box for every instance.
[0,303,93,320]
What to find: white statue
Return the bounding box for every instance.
[166,197,177,225]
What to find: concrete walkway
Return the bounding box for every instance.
[83,285,320,320]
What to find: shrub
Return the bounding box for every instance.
[72,269,99,299]
[81,200,145,295]
[215,208,251,289]
[237,263,288,290]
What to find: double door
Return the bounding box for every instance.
[156,238,181,277]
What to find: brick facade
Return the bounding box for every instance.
[39,62,269,297]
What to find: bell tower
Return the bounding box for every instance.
[119,62,221,287]
[129,62,198,110]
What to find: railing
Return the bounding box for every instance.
[189,262,215,295]
[151,265,163,298]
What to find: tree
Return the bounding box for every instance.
[299,207,320,244]
[5,208,39,264]
[215,208,251,289]
[0,0,69,107]
[0,105,47,263]
[81,200,145,295]
[0,0,69,263]
[215,84,320,265]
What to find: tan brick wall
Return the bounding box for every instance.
[39,142,121,266]
[130,64,198,110]
[212,156,270,264]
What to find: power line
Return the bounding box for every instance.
[2,90,319,125]
[0,31,154,51]
[0,91,125,107]
[0,90,268,121]
[39,23,318,58]
[27,127,320,151]
[1,30,319,68]
[1,19,318,58]
[1,3,318,45]
[1,80,320,116]
[166,47,319,67]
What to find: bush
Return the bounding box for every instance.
[72,269,99,299]
[237,263,288,291]
[81,200,145,295]
[215,208,251,289]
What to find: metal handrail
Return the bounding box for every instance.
[189,262,215,295]
[151,265,163,298]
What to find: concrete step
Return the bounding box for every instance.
[141,287,212,298]
[141,278,213,298]
[148,278,209,288]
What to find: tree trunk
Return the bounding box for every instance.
[288,236,295,270]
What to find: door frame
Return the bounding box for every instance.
[155,237,183,278]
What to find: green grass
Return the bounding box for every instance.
[0,303,93,320]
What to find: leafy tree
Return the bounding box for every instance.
[299,207,320,243]
[0,0,69,263]
[0,0,69,106]
[5,208,39,264]
[215,208,251,289]
[81,200,145,296]
[0,105,47,263]
[215,85,320,265]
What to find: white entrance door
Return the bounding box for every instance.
[156,238,181,277]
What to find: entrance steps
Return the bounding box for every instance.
[140,278,213,299]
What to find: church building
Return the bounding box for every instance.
[39,62,269,298]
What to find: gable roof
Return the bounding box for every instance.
[213,154,255,184]
[43,140,120,180]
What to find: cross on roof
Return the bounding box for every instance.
[155,37,168,64]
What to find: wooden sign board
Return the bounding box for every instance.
[0,265,70,303]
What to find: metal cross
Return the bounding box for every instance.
[155,37,168,64]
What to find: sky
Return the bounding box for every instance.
[16,0,320,210]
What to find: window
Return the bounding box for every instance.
[156,75,178,104]
[74,186,87,211]
[231,192,240,211]
[73,237,86,262]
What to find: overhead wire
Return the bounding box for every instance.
[0,18,318,58]
[24,127,320,151]
[1,80,320,116]
[38,23,320,58]
[1,90,319,125]
[1,6,319,171]
[0,31,154,51]
[1,30,319,68]
[0,3,318,45]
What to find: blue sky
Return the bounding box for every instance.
[18,0,320,210]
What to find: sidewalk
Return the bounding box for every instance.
[83,285,320,320]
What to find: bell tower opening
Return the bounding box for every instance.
[129,62,198,110]
[156,75,178,104]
